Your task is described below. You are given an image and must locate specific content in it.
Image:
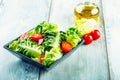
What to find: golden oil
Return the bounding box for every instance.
[74,2,99,22]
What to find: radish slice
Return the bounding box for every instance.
[45,50,49,54]
[38,38,44,45]
[20,33,29,40]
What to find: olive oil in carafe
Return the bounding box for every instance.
[74,3,99,22]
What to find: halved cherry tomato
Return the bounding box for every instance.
[20,33,29,40]
[31,33,43,42]
[61,41,73,53]
[90,29,101,40]
[40,55,45,63]
[83,34,93,45]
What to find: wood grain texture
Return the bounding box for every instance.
[1,0,116,80]
[102,0,120,80]
[40,0,110,80]
[0,0,51,80]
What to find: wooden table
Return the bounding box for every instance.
[0,0,119,80]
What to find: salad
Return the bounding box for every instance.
[8,19,100,67]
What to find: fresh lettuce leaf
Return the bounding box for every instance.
[35,21,58,34]
[16,38,43,58]
[42,32,64,66]
[27,21,58,36]
[66,27,81,47]
[9,40,20,51]
[42,48,63,66]
[75,19,95,37]
[41,31,66,51]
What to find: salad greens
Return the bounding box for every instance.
[27,21,58,35]
[42,31,63,66]
[75,19,95,37]
[66,27,81,47]
[17,38,43,58]
[9,21,65,66]
[9,38,43,59]
[9,40,20,51]
[9,20,95,67]
[35,21,58,34]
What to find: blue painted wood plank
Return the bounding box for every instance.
[102,0,120,80]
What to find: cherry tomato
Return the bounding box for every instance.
[20,33,29,40]
[91,29,101,40]
[61,41,73,53]
[40,55,45,63]
[83,34,93,45]
[31,33,43,42]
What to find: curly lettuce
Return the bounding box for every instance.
[75,19,95,37]
[42,31,64,66]
[9,40,20,51]
[66,27,81,47]
[9,38,43,59]
[42,48,63,66]
[35,21,58,34]
[26,21,58,36]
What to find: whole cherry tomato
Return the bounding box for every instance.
[91,29,101,40]
[83,34,93,45]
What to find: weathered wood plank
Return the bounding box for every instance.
[0,0,51,80]
[102,0,120,80]
[40,0,110,80]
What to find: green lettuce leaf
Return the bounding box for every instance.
[66,27,81,47]
[35,21,58,34]
[42,32,64,66]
